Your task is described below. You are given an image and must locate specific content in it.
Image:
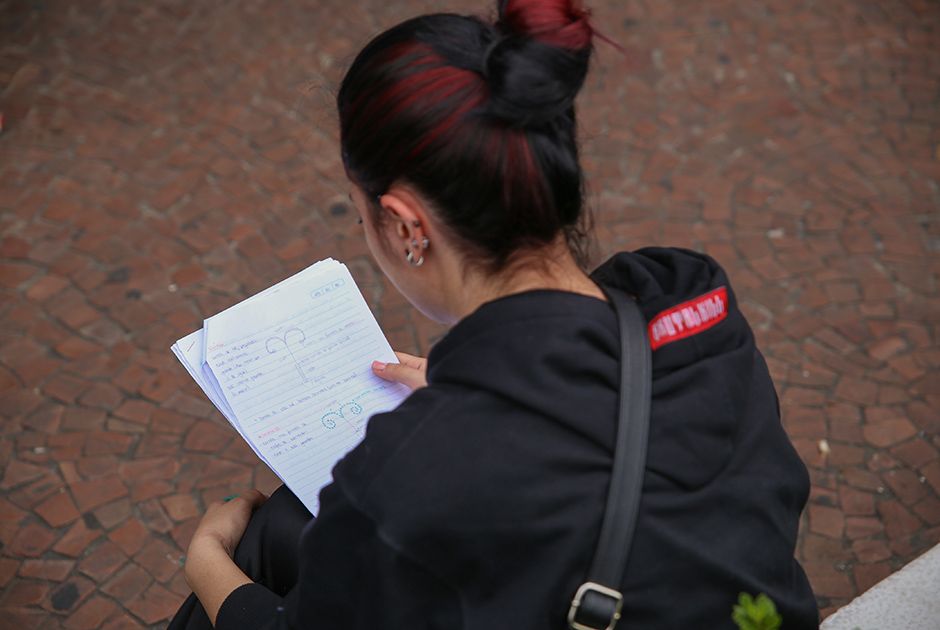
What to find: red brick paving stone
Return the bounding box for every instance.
[22,402,64,434]
[136,431,182,457]
[77,382,124,411]
[170,517,199,553]
[808,504,845,539]
[92,498,133,530]
[139,370,182,403]
[100,612,147,629]
[60,407,106,431]
[7,522,58,558]
[77,540,129,582]
[18,558,75,582]
[852,561,894,595]
[69,474,127,512]
[160,494,201,522]
[149,408,197,434]
[841,468,884,493]
[138,498,175,534]
[62,595,118,630]
[876,500,923,540]
[108,517,148,556]
[0,495,28,525]
[845,516,885,540]
[117,456,180,482]
[800,533,846,565]
[33,489,81,527]
[75,455,120,480]
[0,557,21,587]
[82,430,134,456]
[913,496,940,527]
[112,399,155,425]
[882,468,929,505]
[0,460,49,490]
[130,479,175,503]
[55,336,102,360]
[126,582,181,625]
[838,486,875,516]
[24,275,70,302]
[0,579,50,607]
[890,438,938,469]
[802,562,855,600]
[851,539,892,564]
[0,608,54,630]
[921,460,940,495]
[44,574,96,614]
[862,415,919,448]
[868,336,908,361]
[182,419,232,452]
[53,520,104,558]
[192,459,253,489]
[133,537,184,583]
[101,562,154,603]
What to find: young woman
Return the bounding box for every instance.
[170,0,819,628]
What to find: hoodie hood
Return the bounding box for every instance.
[426,247,759,490]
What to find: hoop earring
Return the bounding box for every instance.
[406,250,424,267]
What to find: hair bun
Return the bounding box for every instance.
[483,0,593,128]
[498,0,592,50]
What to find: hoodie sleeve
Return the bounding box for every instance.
[218,481,462,630]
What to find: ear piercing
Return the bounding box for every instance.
[406,250,425,267]
[406,233,429,267]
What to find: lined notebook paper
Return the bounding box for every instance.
[171,259,409,514]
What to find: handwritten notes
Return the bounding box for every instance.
[171,259,409,514]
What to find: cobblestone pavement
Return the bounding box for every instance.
[1,0,938,626]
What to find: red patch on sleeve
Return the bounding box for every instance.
[647,286,729,351]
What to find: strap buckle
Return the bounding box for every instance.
[567,582,624,630]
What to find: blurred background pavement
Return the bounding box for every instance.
[0,0,938,627]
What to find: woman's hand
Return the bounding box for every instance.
[188,489,268,558]
[373,351,428,390]
[184,490,267,625]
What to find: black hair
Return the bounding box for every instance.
[338,0,594,270]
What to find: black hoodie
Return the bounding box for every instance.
[218,247,819,629]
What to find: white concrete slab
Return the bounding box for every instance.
[821,543,940,630]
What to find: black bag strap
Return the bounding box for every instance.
[568,289,652,630]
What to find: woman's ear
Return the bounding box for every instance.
[378,186,432,263]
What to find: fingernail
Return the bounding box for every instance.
[372,361,386,372]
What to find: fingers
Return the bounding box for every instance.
[239,489,268,509]
[216,489,267,509]
[372,359,427,390]
[393,351,427,370]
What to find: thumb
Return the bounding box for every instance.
[240,489,268,509]
[372,360,427,390]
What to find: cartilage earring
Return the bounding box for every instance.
[420,237,430,249]
[406,250,424,267]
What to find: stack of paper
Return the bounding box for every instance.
[171,258,409,514]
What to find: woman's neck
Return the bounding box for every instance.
[444,239,606,324]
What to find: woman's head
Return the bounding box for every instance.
[338,0,595,320]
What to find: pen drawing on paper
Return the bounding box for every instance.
[266,327,309,383]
